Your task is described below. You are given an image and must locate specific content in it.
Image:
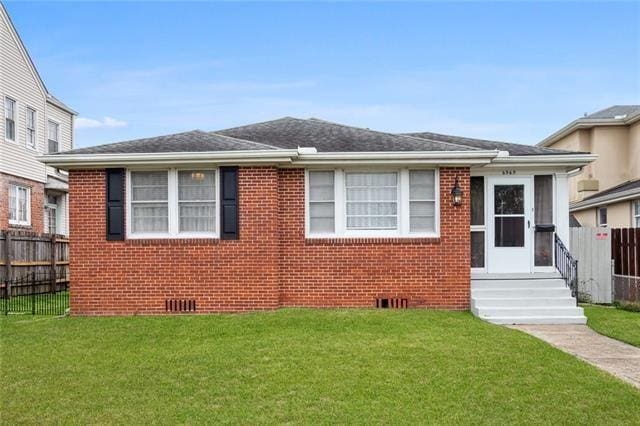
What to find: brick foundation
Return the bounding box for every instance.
[0,172,45,234]
[68,166,470,315]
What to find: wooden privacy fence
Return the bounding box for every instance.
[570,227,612,303]
[1,231,69,295]
[611,228,640,303]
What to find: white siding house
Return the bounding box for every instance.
[0,3,76,235]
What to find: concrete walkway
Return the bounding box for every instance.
[511,324,640,389]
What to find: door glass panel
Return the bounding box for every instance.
[494,185,524,215]
[534,175,553,266]
[471,177,484,226]
[471,231,485,267]
[495,217,525,247]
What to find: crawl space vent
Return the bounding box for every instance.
[165,299,197,313]
[375,298,408,309]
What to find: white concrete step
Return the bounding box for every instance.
[472,272,561,281]
[472,279,566,289]
[471,287,572,298]
[474,306,584,318]
[472,296,577,308]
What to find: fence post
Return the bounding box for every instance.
[3,231,12,300]
[31,272,36,315]
[50,234,57,293]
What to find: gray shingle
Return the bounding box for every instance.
[405,131,581,156]
[584,105,640,120]
[581,179,640,202]
[216,117,477,152]
[57,130,279,155]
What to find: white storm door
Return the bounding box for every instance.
[487,177,533,273]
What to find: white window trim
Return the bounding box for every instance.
[126,168,219,239]
[9,184,31,226]
[633,199,640,228]
[305,168,440,239]
[47,119,60,153]
[4,96,17,143]
[45,196,58,235]
[598,206,608,228]
[25,106,37,151]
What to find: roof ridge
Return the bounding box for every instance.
[299,117,480,151]
[208,131,281,150]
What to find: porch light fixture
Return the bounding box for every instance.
[451,176,463,206]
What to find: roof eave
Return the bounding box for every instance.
[46,96,78,115]
[538,113,640,147]
[570,187,640,211]
[37,150,300,169]
[292,150,499,166]
[482,153,598,168]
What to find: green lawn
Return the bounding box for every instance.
[585,305,640,347]
[1,310,639,424]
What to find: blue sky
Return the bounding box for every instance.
[5,1,639,148]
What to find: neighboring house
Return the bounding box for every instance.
[538,105,640,228]
[40,117,595,324]
[0,3,76,236]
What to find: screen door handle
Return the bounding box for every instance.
[527,220,531,228]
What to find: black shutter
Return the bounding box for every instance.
[106,168,125,241]
[220,167,239,240]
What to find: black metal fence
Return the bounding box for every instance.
[1,271,69,315]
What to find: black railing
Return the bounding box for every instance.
[1,271,69,315]
[554,233,578,304]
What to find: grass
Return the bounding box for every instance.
[1,309,639,424]
[585,304,640,347]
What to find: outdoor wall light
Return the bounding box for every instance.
[451,176,463,206]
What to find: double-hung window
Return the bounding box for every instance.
[9,185,30,226]
[48,120,59,153]
[5,97,16,141]
[307,169,438,237]
[26,107,36,149]
[634,200,640,228]
[128,169,217,237]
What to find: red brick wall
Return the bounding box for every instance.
[278,168,470,310]
[68,166,470,315]
[69,167,280,315]
[0,172,45,234]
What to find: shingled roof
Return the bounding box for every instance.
[405,131,579,156]
[584,105,640,120]
[57,117,584,156]
[216,117,476,152]
[57,130,279,155]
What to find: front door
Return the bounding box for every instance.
[487,177,533,273]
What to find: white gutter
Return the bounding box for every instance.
[483,153,597,168]
[570,187,640,212]
[37,149,300,168]
[294,150,500,165]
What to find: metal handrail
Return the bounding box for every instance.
[554,233,578,304]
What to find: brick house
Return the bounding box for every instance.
[1,3,76,236]
[41,117,596,323]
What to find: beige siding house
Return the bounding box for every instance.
[538,105,640,228]
[0,3,75,235]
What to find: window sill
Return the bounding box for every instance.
[305,236,440,245]
[125,238,220,246]
[9,223,32,230]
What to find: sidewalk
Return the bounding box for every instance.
[511,324,640,389]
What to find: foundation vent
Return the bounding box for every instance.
[375,298,408,309]
[165,299,197,313]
